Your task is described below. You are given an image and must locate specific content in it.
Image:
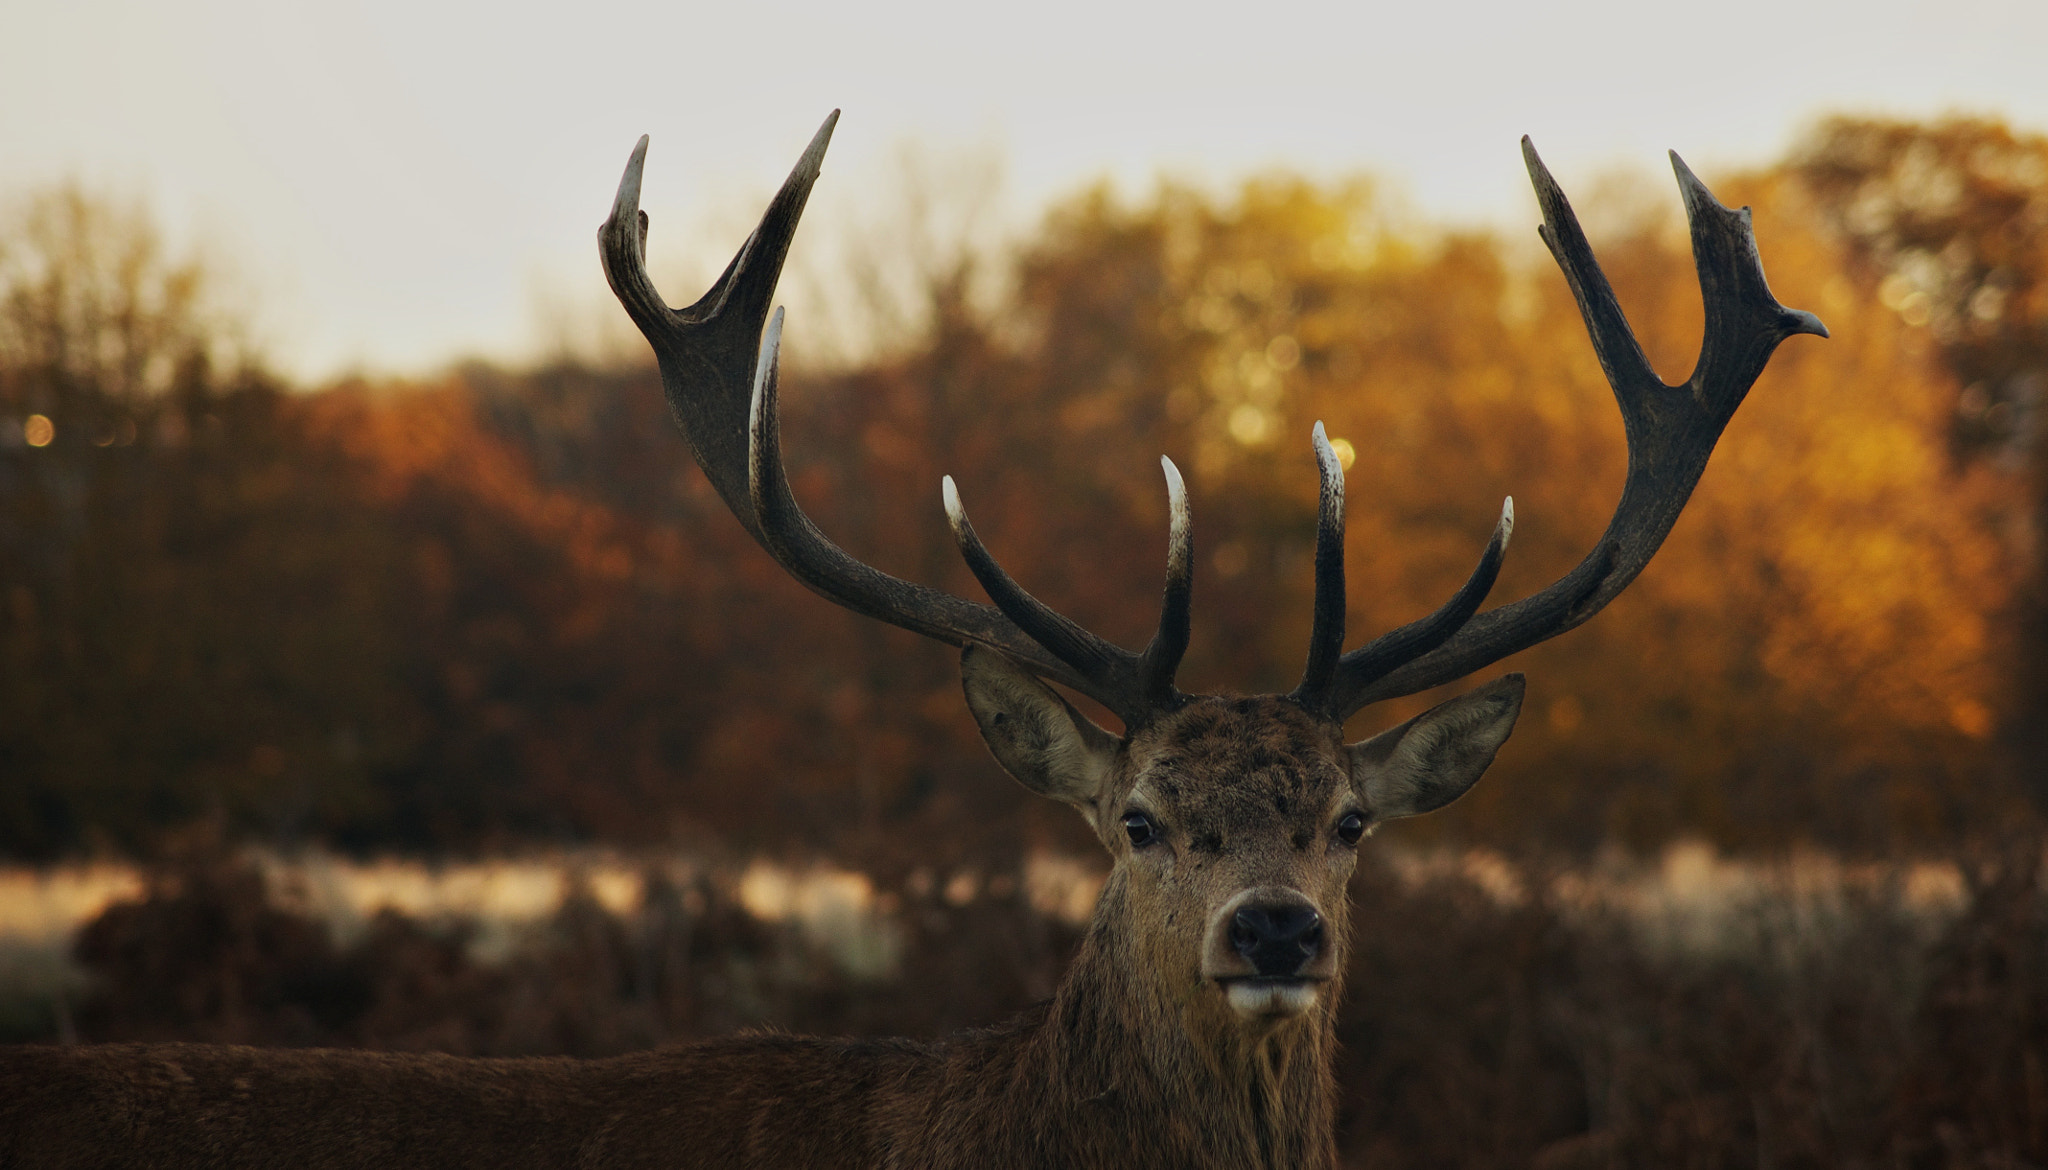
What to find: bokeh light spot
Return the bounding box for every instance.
[1227,404,1273,445]
[1265,335,1300,371]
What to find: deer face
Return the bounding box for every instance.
[1116,697,1355,1024]
[963,647,1523,1028]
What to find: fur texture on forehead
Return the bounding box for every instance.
[959,646,1521,840]
[1121,697,1351,833]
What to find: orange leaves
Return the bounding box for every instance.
[5,123,2035,860]
[1003,160,2021,850]
[303,381,668,597]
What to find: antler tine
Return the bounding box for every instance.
[1325,139,1825,718]
[1670,151,1831,412]
[599,113,839,539]
[1289,423,1348,711]
[1134,456,1194,709]
[740,303,1110,699]
[941,476,1129,686]
[944,463,1194,726]
[1318,499,1512,718]
[605,114,1191,723]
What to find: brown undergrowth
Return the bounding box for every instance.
[7,847,2042,1168]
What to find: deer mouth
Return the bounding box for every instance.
[1216,976,1326,1019]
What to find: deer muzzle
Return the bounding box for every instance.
[1202,887,1333,1020]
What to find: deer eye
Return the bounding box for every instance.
[1122,811,1160,848]
[1336,811,1367,846]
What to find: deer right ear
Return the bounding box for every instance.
[961,646,1120,808]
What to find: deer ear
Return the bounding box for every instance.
[1346,674,1524,820]
[961,646,1119,808]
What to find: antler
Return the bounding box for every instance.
[603,116,1822,731]
[1293,139,1827,721]
[598,113,1192,728]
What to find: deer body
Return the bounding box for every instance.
[0,112,1823,1167]
[4,972,1323,1170]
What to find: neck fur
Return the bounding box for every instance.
[1032,872,1339,1170]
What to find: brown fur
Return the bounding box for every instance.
[0,679,1520,1168]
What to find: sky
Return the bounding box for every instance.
[1,0,2040,382]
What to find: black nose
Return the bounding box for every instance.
[1230,901,1324,977]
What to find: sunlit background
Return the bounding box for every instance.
[6,1,2048,1163]
[4,0,2043,377]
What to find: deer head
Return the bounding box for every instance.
[597,111,1825,1038]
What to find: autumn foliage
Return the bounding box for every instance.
[0,117,2038,863]
[9,114,2048,1169]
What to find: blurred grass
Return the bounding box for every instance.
[7,843,2044,1165]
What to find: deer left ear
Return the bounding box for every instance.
[1346,674,1524,820]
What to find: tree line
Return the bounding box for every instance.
[1,115,2040,863]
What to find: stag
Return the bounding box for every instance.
[0,113,1822,1168]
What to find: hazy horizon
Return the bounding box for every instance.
[5,0,2041,382]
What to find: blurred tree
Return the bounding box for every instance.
[295,377,750,851]
[0,186,418,857]
[981,164,2019,853]
[1788,116,2048,813]
[439,153,2021,858]
[0,120,2024,861]
[1525,167,2018,850]
[0,185,231,433]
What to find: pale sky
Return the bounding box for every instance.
[1,0,2039,381]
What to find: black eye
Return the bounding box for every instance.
[1123,811,1159,848]
[1336,811,1367,846]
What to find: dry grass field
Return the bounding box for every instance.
[3,842,2033,1167]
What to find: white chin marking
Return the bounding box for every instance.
[1226,981,1318,1019]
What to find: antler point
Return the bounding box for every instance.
[799,112,840,178]
[1160,455,1185,497]
[1669,151,1719,210]
[607,137,652,230]
[1310,423,1341,474]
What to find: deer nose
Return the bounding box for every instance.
[1230,901,1324,977]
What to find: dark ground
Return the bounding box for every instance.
[5,846,2044,1169]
